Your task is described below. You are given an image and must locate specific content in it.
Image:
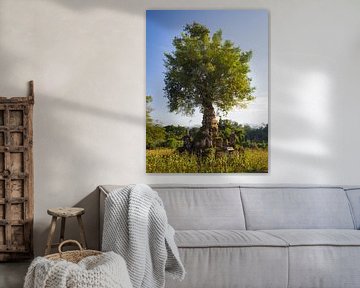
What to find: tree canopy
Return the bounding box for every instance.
[164,22,255,117]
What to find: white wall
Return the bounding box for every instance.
[0,0,359,255]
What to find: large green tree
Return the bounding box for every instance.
[164,22,255,146]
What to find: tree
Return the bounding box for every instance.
[146,96,166,148]
[146,95,153,126]
[164,125,188,140]
[218,119,246,147]
[164,22,255,147]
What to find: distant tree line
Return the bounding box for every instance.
[147,117,268,150]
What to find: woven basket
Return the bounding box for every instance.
[45,240,102,263]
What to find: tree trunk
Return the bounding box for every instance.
[201,104,218,146]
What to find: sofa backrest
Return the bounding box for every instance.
[152,185,246,230]
[100,184,358,231]
[240,186,355,230]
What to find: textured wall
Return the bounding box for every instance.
[0,0,359,255]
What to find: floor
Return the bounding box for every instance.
[0,261,30,288]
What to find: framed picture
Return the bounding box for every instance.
[146,10,268,173]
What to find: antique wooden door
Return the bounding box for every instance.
[0,82,34,261]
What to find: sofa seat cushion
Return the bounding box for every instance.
[262,229,360,246]
[260,230,360,288]
[175,230,288,248]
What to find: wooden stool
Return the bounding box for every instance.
[45,207,87,255]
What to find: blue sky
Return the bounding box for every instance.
[146,10,268,127]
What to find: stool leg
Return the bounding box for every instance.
[77,215,87,249]
[45,216,57,255]
[60,217,66,243]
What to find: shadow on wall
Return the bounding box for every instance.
[53,0,144,15]
[33,94,143,256]
[0,1,145,253]
[39,96,143,126]
[271,56,335,182]
[0,48,26,95]
[52,0,218,14]
[33,95,102,256]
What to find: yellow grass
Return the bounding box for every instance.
[146,148,268,173]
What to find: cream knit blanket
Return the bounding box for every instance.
[24,251,132,288]
[102,184,185,288]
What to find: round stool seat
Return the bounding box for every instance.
[47,207,85,218]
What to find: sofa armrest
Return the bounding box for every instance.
[98,186,109,250]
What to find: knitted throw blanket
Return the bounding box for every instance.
[102,184,185,288]
[24,251,133,288]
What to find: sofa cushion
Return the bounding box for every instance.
[241,187,355,230]
[262,229,360,246]
[100,185,246,230]
[175,230,288,247]
[261,230,360,288]
[165,247,288,288]
[153,186,246,230]
[288,246,360,288]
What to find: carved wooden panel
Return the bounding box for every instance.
[0,81,34,261]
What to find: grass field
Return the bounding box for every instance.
[146,148,268,173]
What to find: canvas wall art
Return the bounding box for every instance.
[146,10,268,173]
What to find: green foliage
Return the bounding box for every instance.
[146,95,153,125]
[245,124,268,143]
[164,22,255,117]
[165,137,183,149]
[146,95,166,148]
[146,124,166,149]
[147,94,267,151]
[146,148,268,173]
[218,119,246,146]
[189,127,200,138]
[164,125,188,140]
